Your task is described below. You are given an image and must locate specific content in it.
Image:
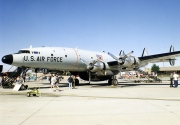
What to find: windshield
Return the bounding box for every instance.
[18,50,30,54]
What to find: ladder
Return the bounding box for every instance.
[1,66,29,88]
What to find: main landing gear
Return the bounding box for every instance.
[108,76,118,86]
[75,78,79,86]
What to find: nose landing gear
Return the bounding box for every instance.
[108,76,118,86]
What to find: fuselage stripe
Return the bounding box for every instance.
[72,48,78,69]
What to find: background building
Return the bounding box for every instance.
[159,66,180,74]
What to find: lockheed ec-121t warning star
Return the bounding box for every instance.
[2,45,180,85]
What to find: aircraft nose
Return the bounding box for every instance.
[2,54,13,65]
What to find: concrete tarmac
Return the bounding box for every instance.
[0,79,180,125]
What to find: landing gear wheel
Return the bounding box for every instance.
[112,79,118,86]
[108,79,112,86]
[75,79,79,86]
[37,93,41,97]
[27,92,30,97]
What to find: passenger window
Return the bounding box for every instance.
[33,51,39,54]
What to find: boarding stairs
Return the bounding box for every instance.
[0,66,29,88]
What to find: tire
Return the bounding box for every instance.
[108,79,112,86]
[75,79,79,86]
[37,93,42,97]
[27,92,30,97]
[112,79,118,86]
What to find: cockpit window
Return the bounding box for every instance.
[18,50,30,54]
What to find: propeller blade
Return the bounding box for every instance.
[79,58,88,66]
[80,58,101,71]
[119,50,122,56]
[122,51,134,60]
[108,52,119,61]
[92,59,100,65]
[123,51,125,56]
[119,50,125,57]
[79,58,85,63]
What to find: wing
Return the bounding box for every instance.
[138,51,180,63]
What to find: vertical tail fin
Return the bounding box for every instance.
[169,45,174,52]
[169,45,175,66]
[141,48,148,57]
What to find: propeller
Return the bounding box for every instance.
[108,50,134,77]
[80,58,100,70]
[79,58,101,83]
[108,51,134,64]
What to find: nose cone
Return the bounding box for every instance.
[2,54,13,65]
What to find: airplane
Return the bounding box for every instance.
[1,45,180,85]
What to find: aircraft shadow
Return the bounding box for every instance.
[120,83,171,88]
[33,82,172,89]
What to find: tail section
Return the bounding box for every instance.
[169,45,174,52]
[141,48,148,57]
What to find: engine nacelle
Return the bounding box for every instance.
[122,56,140,68]
[89,61,105,72]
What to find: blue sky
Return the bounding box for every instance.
[1,0,180,71]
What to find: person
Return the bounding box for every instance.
[0,76,2,88]
[22,73,26,83]
[68,75,73,89]
[59,75,64,81]
[49,75,52,84]
[72,75,76,89]
[16,76,19,83]
[50,75,56,90]
[16,76,23,84]
[54,75,61,91]
[170,73,174,87]
[173,72,179,88]
[56,75,60,84]
[137,73,140,80]
[28,76,31,82]
[19,76,27,90]
[154,73,158,80]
